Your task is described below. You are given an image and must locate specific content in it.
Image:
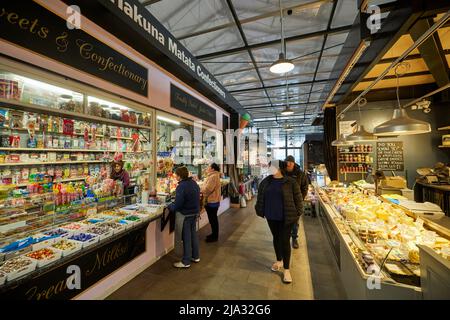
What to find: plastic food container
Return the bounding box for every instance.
[60,222,86,232]
[86,225,114,241]
[31,234,57,251]
[68,232,99,248]
[43,228,72,239]
[51,239,82,257]
[100,222,127,235]
[26,248,62,268]
[0,256,37,282]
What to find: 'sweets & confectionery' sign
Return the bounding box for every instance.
[0,1,148,96]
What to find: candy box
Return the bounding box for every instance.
[68,232,99,248]
[31,234,56,251]
[116,219,133,230]
[43,228,72,239]
[50,239,82,257]
[60,222,86,232]
[26,248,62,268]
[101,222,126,235]
[0,256,37,282]
[86,225,113,241]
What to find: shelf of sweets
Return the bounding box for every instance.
[0,127,147,142]
[0,148,150,153]
[0,98,152,131]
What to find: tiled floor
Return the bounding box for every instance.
[107,201,346,300]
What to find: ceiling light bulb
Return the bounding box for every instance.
[281,106,294,115]
[270,53,295,74]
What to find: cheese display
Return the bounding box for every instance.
[322,186,450,285]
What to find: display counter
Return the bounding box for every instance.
[414,181,450,216]
[315,185,450,299]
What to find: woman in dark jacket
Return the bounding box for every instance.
[255,160,303,283]
[168,166,200,268]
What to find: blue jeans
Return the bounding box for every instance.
[182,215,199,265]
[291,223,299,240]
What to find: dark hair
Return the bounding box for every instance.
[175,166,189,180]
[210,163,220,172]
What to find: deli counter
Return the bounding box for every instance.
[314,185,450,299]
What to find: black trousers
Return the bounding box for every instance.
[206,205,219,239]
[267,220,294,269]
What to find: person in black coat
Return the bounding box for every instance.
[255,160,303,283]
[284,155,309,249]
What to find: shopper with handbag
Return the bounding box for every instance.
[201,163,222,243]
[255,160,303,283]
[168,166,201,268]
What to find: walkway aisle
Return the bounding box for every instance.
[107,200,343,300]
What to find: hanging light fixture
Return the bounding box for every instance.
[270,0,294,74]
[331,133,354,146]
[346,125,377,141]
[281,76,294,115]
[284,124,294,132]
[374,63,431,136]
[344,97,377,142]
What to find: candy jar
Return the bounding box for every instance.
[121,110,130,122]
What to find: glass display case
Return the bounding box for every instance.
[0,69,154,277]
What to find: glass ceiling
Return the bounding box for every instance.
[142,0,359,133]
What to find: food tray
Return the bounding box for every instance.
[67,232,99,248]
[43,228,72,239]
[50,239,82,257]
[0,256,37,282]
[86,226,114,241]
[116,219,133,230]
[99,222,126,235]
[60,222,86,232]
[26,248,62,268]
[31,234,56,251]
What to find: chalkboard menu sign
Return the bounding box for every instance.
[377,142,404,171]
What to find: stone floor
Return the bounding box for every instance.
[107,200,346,300]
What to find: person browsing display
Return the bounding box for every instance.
[255,160,303,284]
[168,166,201,268]
[200,163,222,243]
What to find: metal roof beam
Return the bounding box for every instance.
[195,25,352,60]
[409,18,450,87]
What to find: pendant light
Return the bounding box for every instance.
[281,76,294,115]
[331,133,354,146]
[284,124,293,132]
[374,63,431,136]
[270,0,294,74]
[346,97,377,142]
[346,125,377,141]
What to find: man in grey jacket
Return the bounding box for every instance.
[284,156,309,249]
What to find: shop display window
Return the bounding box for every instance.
[0,69,155,285]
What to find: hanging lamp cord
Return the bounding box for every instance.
[279,0,284,55]
[394,62,410,109]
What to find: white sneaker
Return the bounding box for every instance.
[191,258,200,263]
[173,261,190,268]
[283,270,293,283]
